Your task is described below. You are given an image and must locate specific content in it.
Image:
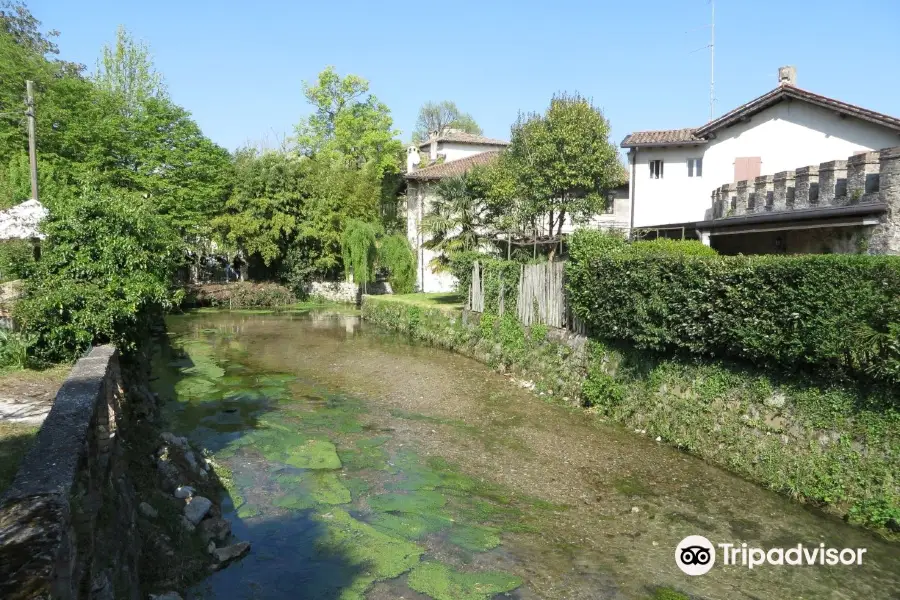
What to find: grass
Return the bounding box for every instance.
[0,421,39,494]
[374,293,464,312]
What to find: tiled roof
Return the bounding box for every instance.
[622,84,900,148]
[406,151,500,180]
[620,128,702,148]
[418,131,509,148]
[695,85,900,137]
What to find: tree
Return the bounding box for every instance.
[340,218,378,286]
[16,186,183,362]
[413,100,482,142]
[506,93,620,245]
[94,25,166,115]
[378,234,416,294]
[295,66,401,176]
[421,166,497,271]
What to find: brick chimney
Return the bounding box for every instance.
[778,66,797,87]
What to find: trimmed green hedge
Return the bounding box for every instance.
[567,249,900,385]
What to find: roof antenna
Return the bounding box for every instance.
[688,1,716,122]
[709,0,715,121]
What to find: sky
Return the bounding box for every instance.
[28,0,900,154]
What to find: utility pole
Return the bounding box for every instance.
[25,80,39,202]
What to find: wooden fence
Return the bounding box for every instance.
[469,260,585,333]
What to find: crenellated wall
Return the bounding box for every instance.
[708,146,900,254]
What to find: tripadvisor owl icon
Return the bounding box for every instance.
[676,535,716,576]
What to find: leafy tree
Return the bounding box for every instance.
[413,100,482,142]
[214,148,308,268]
[421,166,497,271]
[340,218,378,286]
[378,234,416,294]
[506,93,620,244]
[0,1,60,58]
[295,66,402,176]
[16,186,183,362]
[94,26,166,115]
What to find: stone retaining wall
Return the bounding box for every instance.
[304,280,393,304]
[0,346,141,599]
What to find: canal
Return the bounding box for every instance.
[151,309,900,600]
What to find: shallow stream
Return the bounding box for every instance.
[152,309,900,600]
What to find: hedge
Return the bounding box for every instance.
[566,250,900,385]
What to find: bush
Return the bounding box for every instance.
[628,238,718,257]
[0,240,37,282]
[15,189,183,363]
[567,250,900,385]
[448,251,482,296]
[189,282,296,308]
[0,329,31,369]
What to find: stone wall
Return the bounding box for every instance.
[304,280,393,304]
[706,145,900,255]
[0,346,141,599]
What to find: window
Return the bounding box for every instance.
[687,158,703,177]
[649,159,664,179]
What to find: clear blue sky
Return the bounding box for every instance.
[30,0,900,153]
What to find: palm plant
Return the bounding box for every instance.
[421,171,493,271]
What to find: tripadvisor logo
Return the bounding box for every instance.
[675,536,867,575]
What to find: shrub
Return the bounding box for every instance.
[15,188,183,363]
[567,251,900,385]
[567,229,627,264]
[448,251,482,296]
[628,238,718,257]
[189,282,296,308]
[0,329,31,369]
[378,234,416,294]
[0,239,37,282]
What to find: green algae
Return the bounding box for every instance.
[174,377,219,400]
[236,504,261,519]
[284,439,342,470]
[343,476,372,500]
[276,471,352,506]
[254,373,297,386]
[369,511,453,541]
[447,524,501,552]
[368,490,446,514]
[338,441,390,471]
[407,562,522,600]
[647,588,691,600]
[314,509,424,600]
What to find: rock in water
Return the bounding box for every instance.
[174,485,195,499]
[198,517,232,544]
[212,541,250,564]
[184,496,212,525]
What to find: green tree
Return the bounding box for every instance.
[421,166,497,271]
[340,218,378,286]
[506,93,620,244]
[295,66,402,176]
[16,186,183,362]
[94,25,166,115]
[413,100,482,143]
[378,234,416,294]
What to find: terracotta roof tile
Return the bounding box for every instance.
[418,131,509,148]
[620,128,702,148]
[406,151,500,180]
[622,85,900,148]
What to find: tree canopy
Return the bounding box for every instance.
[413,100,482,142]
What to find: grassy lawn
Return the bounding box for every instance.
[0,421,39,494]
[374,293,465,312]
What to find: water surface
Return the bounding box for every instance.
[153,309,900,600]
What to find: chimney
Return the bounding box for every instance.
[778,66,797,87]
[406,146,420,173]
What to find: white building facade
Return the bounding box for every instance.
[405,131,509,293]
[623,67,900,229]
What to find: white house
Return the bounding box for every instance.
[405,130,509,293]
[622,67,900,230]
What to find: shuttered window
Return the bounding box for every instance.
[650,160,664,179]
[734,157,761,181]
